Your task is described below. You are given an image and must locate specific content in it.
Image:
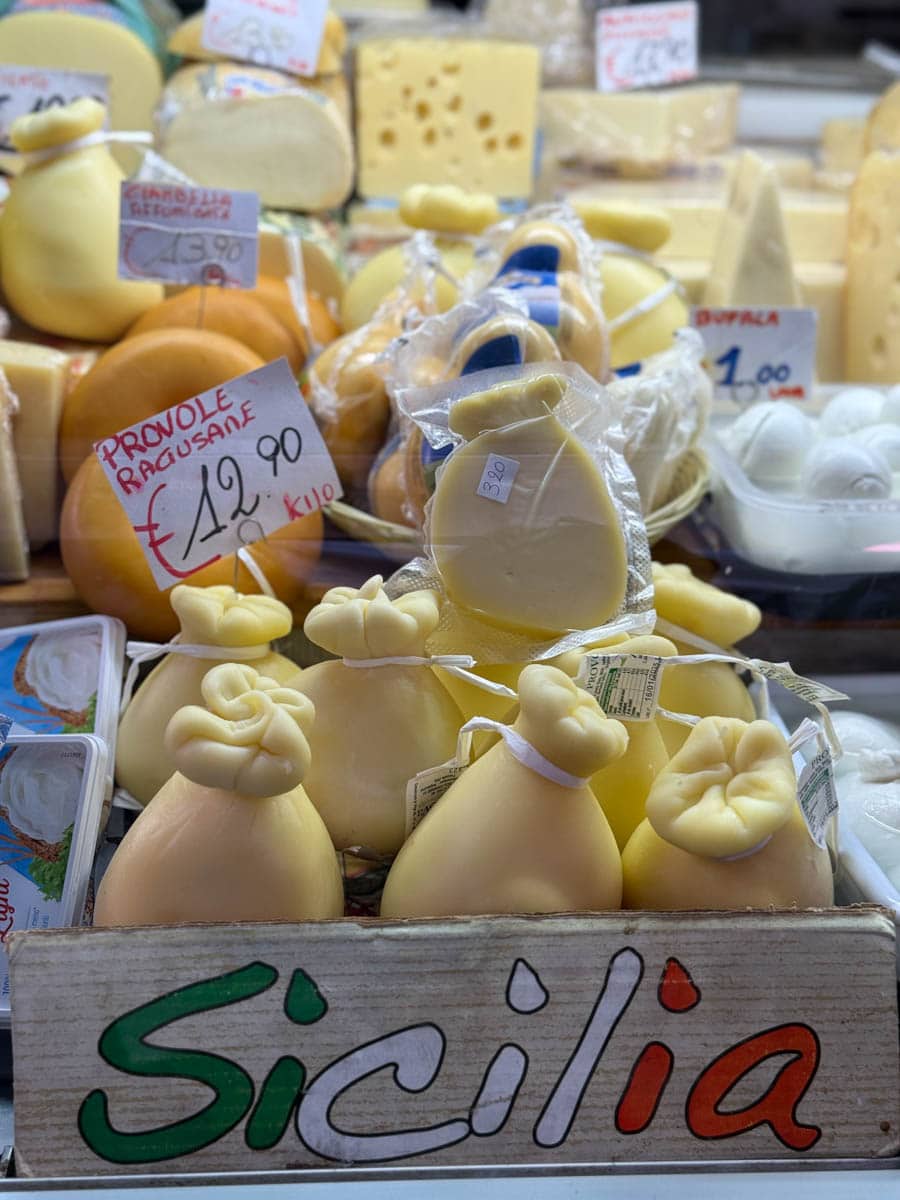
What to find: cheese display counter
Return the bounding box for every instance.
[0,0,898,1192]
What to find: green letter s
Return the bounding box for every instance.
[78,961,278,1164]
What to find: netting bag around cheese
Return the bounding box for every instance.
[386,359,654,664]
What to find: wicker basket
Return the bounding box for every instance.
[325,447,709,559]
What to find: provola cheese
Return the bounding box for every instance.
[846,151,900,383]
[0,373,28,583]
[380,665,625,918]
[703,150,801,307]
[0,341,69,550]
[429,374,628,636]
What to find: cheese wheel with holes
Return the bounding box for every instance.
[60,329,264,483]
[126,287,303,371]
[60,454,323,642]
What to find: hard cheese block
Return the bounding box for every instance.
[846,151,900,383]
[429,375,628,635]
[703,150,800,307]
[356,37,540,200]
[0,341,69,550]
[540,85,739,175]
[0,373,28,583]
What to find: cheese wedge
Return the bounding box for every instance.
[429,374,628,635]
[846,151,900,383]
[0,341,69,550]
[865,81,900,154]
[0,373,29,583]
[703,150,801,307]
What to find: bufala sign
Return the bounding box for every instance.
[9,911,900,1177]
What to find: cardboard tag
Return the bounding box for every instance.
[476,454,520,504]
[576,653,664,722]
[118,182,260,289]
[94,358,342,590]
[798,748,839,850]
[596,2,698,93]
[405,758,467,837]
[0,66,108,154]
[201,0,328,78]
[691,307,818,406]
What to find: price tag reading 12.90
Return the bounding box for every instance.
[690,306,818,406]
[95,358,343,590]
[118,182,259,289]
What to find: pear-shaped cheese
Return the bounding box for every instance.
[96,665,344,926]
[429,374,629,636]
[0,99,162,341]
[296,576,463,855]
[657,660,757,757]
[652,561,761,648]
[380,665,626,918]
[116,585,300,806]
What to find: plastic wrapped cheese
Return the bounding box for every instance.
[95,664,344,926]
[116,586,301,807]
[294,577,463,856]
[0,99,162,341]
[380,664,626,918]
[622,717,833,909]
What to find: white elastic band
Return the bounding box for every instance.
[592,239,683,333]
[716,835,774,863]
[236,546,276,597]
[341,654,518,699]
[789,718,824,755]
[22,129,152,167]
[120,639,269,714]
[461,717,589,789]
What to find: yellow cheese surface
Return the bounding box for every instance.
[0,374,28,583]
[821,116,866,175]
[846,151,900,383]
[0,341,69,550]
[356,37,541,199]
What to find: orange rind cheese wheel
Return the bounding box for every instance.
[248,275,341,358]
[61,453,323,642]
[126,286,304,371]
[60,328,264,484]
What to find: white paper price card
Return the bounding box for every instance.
[596,2,698,93]
[202,0,328,77]
[118,182,260,289]
[576,653,664,722]
[691,306,818,407]
[95,358,343,590]
[0,66,108,154]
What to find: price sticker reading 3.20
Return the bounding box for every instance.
[596,2,698,93]
[95,358,343,590]
[0,66,109,154]
[691,306,818,407]
[118,182,260,289]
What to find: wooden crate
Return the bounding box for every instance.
[8,909,899,1178]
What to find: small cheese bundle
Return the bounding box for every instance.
[116,585,302,807]
[95,664,344,926]
[380,664,626,918]
[622,717,833,909]
[0,100,162,342]
[295,577,464,856]
[428,373,629,636]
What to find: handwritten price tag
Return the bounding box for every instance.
[0,66,108,154]
[690,307,818,406]
[95,358,342,590]
[118,182,260,289]
[201,0,328,77]
[596,1,698,93]
[476,454,519,504]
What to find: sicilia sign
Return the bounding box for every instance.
[9,911,899,1177]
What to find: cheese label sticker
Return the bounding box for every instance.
[575,653,664,722]
[0,66,108,155]
[95,358,343,590]
[118,182,260,289]
[596,2,698,93]
[405,759,467,838]
[691,307,819,406]
[477,454,520,504]
[797,748,839,850]
[201,0,328,78]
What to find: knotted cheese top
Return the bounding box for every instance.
[513,664,628,781]
[165,663,314,797]
[652,561,762,647]
[171,585,293,648]
[400,184,500,236]
[645,716,797,858]
[449,373,565,441]
[10,97,106,155]
[304,575,441,660]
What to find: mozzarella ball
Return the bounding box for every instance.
[819,387,886,437]
[803,438,892,500]
[850,423,900,471]
[724,401,814,488]
[882,387,900,425]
